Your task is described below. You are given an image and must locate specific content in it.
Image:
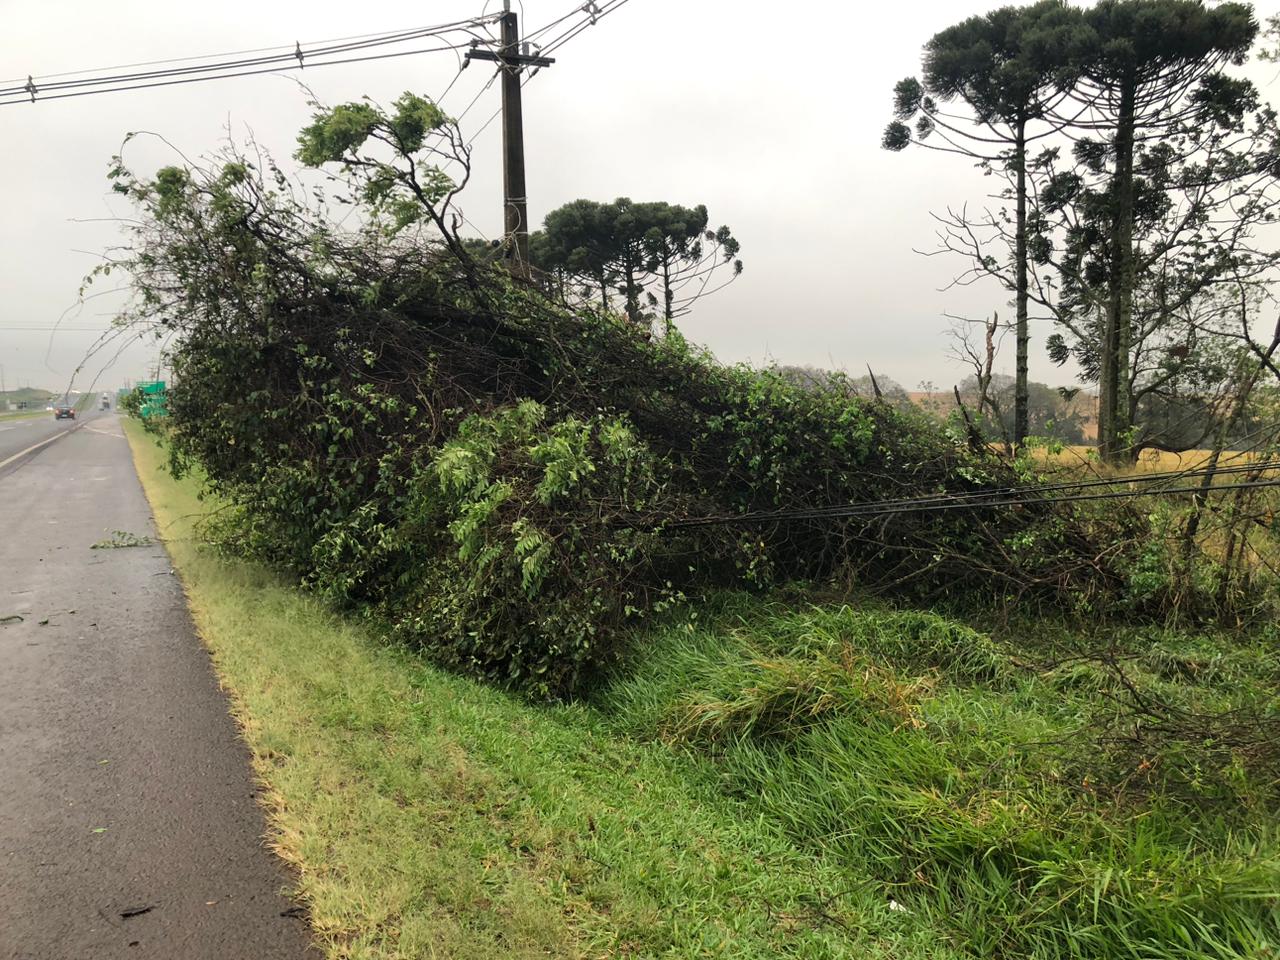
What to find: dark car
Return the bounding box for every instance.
[54,404,76,420]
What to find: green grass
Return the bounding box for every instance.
[124,421,957,958]
[124,420,1280,959]
[602,604,1280,959]
[0,407,46,422]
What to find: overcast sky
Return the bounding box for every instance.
[0,1,1273,396]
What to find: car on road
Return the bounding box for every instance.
[54,403,76,420]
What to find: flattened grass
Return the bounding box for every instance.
[604,602,1280,959]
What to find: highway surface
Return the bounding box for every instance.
[0,408,103,476]
[0,411,317,959]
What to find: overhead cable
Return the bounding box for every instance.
[649,461,1280,530]
[0,16,503,106]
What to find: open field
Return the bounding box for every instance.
[125,419,1280,960]
[1035,445,1270,474]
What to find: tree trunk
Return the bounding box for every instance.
[1014,117,1029,450]
[662,255,674,334]
[1182,344,1266,561]
[623,248,641,324]
[1100,75,1137,466]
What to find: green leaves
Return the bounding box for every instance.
[295,101,382,166]
[294,93,458,237]
[387,92,448,153]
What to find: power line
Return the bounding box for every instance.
[522,4,589,44]
[541,0,633,55]
[0,19,496,88]
[0,17,502,106]
[651,460,1280,530]
[0,41,483,107]
[433,61,469,107]
[0,17,501,94]
[454,0,634,154]
[453,67,503,126]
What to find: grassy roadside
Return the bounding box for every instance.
[123,425,952,958]
[0,408,46,423]
[125,418,1280,959]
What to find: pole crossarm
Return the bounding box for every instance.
[465,47,555,69]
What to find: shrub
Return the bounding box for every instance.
[381,401,684,696]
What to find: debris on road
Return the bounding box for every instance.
[91,530,154,549]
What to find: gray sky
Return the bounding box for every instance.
[0,0,1268,396]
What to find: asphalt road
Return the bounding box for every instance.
[0,412,317,960]
[0,409,93,474]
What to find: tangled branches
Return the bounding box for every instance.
[97,95,1218,695]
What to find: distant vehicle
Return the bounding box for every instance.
[100,393,110,411]
[54,402,76,420]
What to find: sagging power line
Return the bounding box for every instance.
[0,18,504,105]
[6,0,637,276]
[648,460,1280,530]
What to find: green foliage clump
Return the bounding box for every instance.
[379,401,682,695]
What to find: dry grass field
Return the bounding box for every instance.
[1032,445,1266,475]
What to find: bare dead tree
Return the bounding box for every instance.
[947,311,1012,457]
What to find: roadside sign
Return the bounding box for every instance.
[137,380,168,419]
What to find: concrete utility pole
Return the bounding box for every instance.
[466,2,553,275]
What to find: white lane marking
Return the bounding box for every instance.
[0,427,77,472]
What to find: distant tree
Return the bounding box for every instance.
[958,372,1087,444]
[884,0,1085,447]
[849,371,915,412]
[639,203,742,332]
[534,198,742,328]
[534,199,618,314]
[1047,0,1257,462]
[774,364,835,391]
[918,1,1266,463]
[948,312,1014,455]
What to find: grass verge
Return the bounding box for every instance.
[0,408,47,423]
[123,424,952,958]
[125,419,1280,959]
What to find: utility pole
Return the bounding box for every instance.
[466,2,553,275]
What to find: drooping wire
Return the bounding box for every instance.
[0,17,503,106]
[0,17,499,89]
[649,460,1280,530]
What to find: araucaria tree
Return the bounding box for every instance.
[884,0,1084,448]
[532,197,742,329]
[894,0,1271,466]
[1054,0,1257,464]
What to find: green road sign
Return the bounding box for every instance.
[137,380,168,419]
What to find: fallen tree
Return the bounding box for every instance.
[97,95,1247,696]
